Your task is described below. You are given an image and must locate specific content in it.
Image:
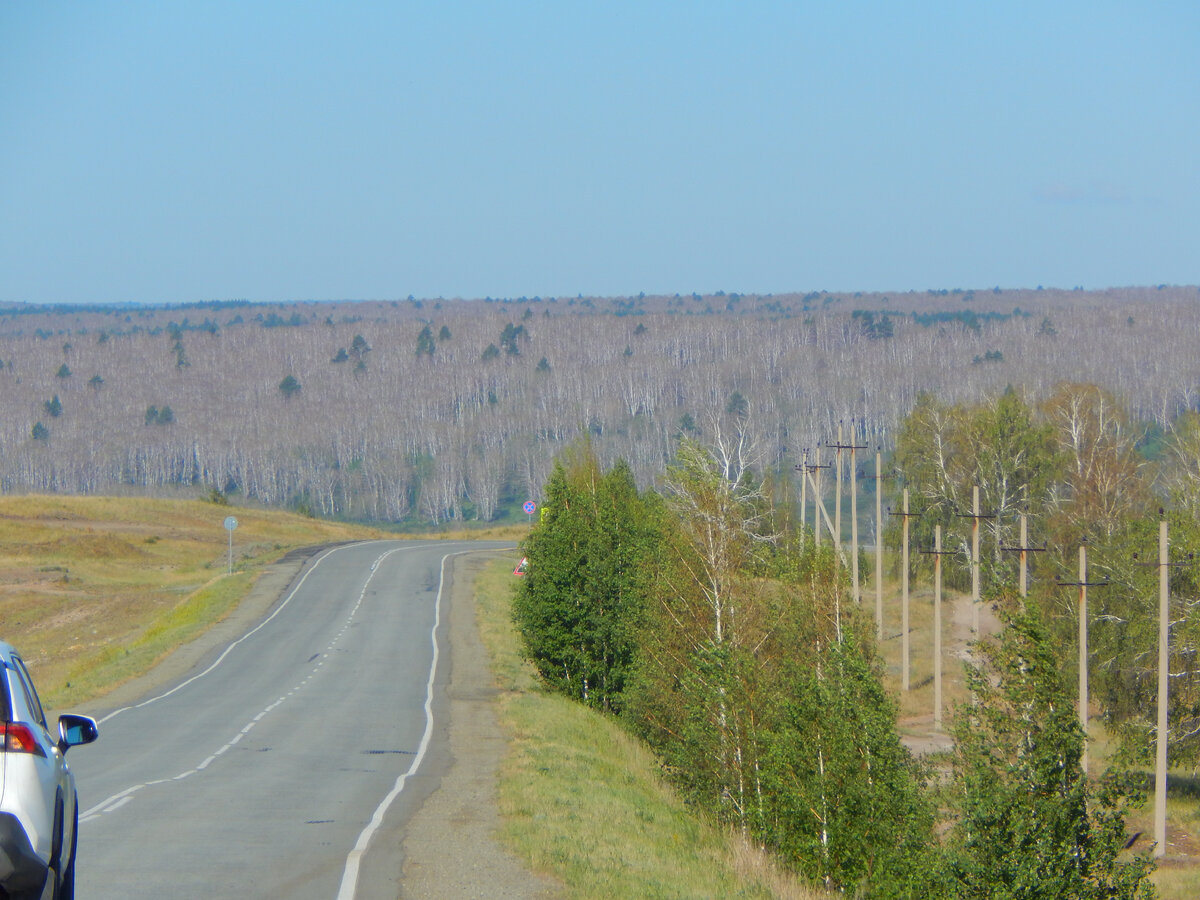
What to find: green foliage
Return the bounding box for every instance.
[947,603,1156,899]
[852,309,896,339]
[437,325,451,341]
[31,421,49,441]
[500,322,525,356]
[331,347,349,363]
[278,374,301,398]
[1079,512,1200,768]
[88,374,104,389]
[890,390,1061,585]
[55,363,71,378]
[481,343,500,361]
[44,395,62,417]
[415,325,436,357]
[535,356,551,373]
[762,634,942,897]
[512,444,662,713]
[144,405,175,426]
[726,391,749,418]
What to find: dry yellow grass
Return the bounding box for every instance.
[0,494,387,707]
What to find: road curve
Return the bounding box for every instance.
[68,539,512,900]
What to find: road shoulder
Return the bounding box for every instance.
[397,552,560,899]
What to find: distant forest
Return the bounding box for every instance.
[0,284,1197,525]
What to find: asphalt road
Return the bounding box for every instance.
[68,539,512,900]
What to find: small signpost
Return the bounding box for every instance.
[223,515,238,574]
[523,499,537,520]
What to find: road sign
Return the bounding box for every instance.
[223,517,237,574]
[522,500,537,515]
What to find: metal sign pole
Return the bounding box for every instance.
[223,515,238,575]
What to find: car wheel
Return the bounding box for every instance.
[57,803,78,900]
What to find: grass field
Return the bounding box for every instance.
[0,494,393,707]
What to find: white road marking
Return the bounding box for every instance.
[81,543,411,822]
[336,549,474,900]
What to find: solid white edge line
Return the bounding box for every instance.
[336,549,471,900]
[96,542,371,725]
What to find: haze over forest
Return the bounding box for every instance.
[2,284,1197,525]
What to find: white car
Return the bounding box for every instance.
[0,641,98,900]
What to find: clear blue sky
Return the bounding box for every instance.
[2,2,1197,304]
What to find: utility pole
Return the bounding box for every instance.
[796,452,808,537]
[889,488,915,691]
[1056,543,1110,777]
[862,450,889,640]
[1134,519,1191,859]
[955,486,994,634]
[1157,521,1169,858]
[835,427,844,561]
[814,444,823,548]
[830,424,868,604]
[1000,510,1046,605]
[796,450,829,546]
[921,524,954,729]
[874,452,883,640]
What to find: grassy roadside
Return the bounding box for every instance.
[473,557,823,900]
[0,494,393,708]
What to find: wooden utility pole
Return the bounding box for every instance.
[902,489,910,692]
[1135,520,1189,859]
[1001,510,1045,608]
[834,425,843,558]
[797,454,807,536]
[1020,513,1028,599]
[850,442,859,605]
[1079,544,1089,775]
[921,525,955,729]
[803,469,848,567]
[972,486,981,633]
[934,525,944,728]
[829,424,867,603]
[954,487,993,634]
[875,452,883,640]
[1056,544,1110,777]
[890,489,915,691]
[798,452,829,546]
[1156,520,1169,858]
[814,444,823,548]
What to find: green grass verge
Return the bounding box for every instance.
[52,571,255,707]
[473,558,823,900]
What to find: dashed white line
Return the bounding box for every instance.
[82,544,411,822]
[336,549,475,900]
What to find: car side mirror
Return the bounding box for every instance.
[58,714,99,754]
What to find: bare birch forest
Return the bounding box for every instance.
[1,285,1197,524]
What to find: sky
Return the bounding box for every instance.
[2,1,1198,305]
